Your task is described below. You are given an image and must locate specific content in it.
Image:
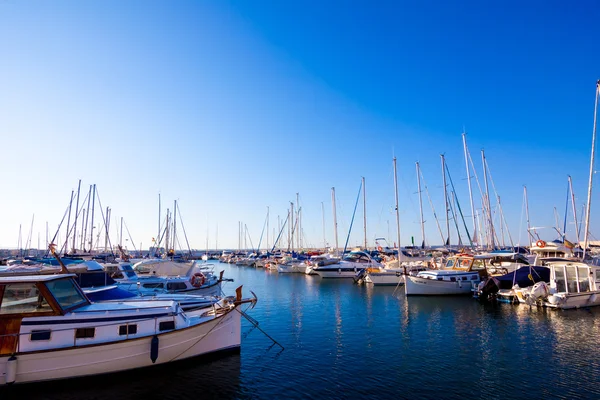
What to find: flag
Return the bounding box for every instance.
[564,238,574,249]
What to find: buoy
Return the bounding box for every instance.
[6,355,17,384]
[150,335,159,364]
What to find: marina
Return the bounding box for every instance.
[3,261,600,399]
[2,1,600,399]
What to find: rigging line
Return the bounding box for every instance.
[245,224,256,253]
[518,188,525,247]
[94,187,114,255]
[271,213,289,252]
[467,149,485,202]
[343,181,363,255]
[123,220,138,253]
[484,157,513,245]
[445,163,473,246]
[46,202,71,257]
[563,180,570,239]
[175,205,193,256]
[420,169,445,244]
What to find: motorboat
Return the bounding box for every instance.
[516,261,600,309]
[0,274,255,385]
[404,253,488,296]
[311,251,380,279]
[114,260,224,297]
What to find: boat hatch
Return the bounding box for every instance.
[553,265,592,293]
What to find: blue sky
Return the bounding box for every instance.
[1,1,599,251]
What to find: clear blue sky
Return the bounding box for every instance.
[1,0,599,251]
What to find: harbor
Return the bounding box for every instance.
[2,1,600,399]
[3,260,600,400]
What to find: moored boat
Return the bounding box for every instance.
[0,274,255,385]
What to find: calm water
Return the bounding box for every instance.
[5,262,600,399]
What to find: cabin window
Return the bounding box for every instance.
[554,267,567,292]
[30,330,51,341]
[566,266,578,293]
[596,270,600,283]
[166,282,188,291]
[462,276,468,281]
[46,279,87,310]
[445,259,455,268]
[578,266,590,293]
[142,283,164,289]
[460,259,471,268]
[471,260,485,271]
[0,283,52,314]
[450,277,456,282]
[119,324,138,335]
[75,327,95,339]
[159,321,175,331]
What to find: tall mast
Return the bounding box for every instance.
[524,186,532,244]
[173,200,177,253]
[416,162,425,248]
[296,193,300,249]
[331,187,339,255]
[72,179,81,253]
[157,193,161,249]
[290,202,295,252]
[165,210,170,252]
[441,154,450,246]
[89,184,96,252]
[393,157,402,256]
[568,175,580,244]
[64,190,74,255]
[119,216,123,247]
[104,207,110,252]
[462,132,477,246]
[82,185,92,251]
[362,176,367,249]
[482,149,495,249]
[266,207,269,251]
[583,80,600,259]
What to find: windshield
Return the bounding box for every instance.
[46,278,88,310]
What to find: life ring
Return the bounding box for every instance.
[377,246,383,252]
[536,240,546,248]
[190,272,206,288]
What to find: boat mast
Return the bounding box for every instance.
[64,190,74,255]
[266,207,269,252]
[393,157,402,258]
[82,185,92,251]
[72,179,81,253]
[119,216,123,248]
[523,186,534,243]
[157,193,161,250]
[104,207,110,252]
[462,132,477,247]
[296,193,300,249]
[173,200,177,254]
[89,184,96,252]
[290,201,295,253]
[481,149,495,250]
[441,154,450,246]
[416,162,425,248]
[363,176,367,250]
[331,187,339,255]
[568,176,580,244]
[583,80,600,259]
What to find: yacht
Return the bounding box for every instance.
[311,251,380,279]
[0,274,255,385]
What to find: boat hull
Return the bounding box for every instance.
[0,309,241,385]
[313,268,363,279]
[545,291,600,309]
[364,270,405,286]
[405,275,475,295]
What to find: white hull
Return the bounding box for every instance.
[405,275,475,295]
[0,309,241,385]
[313,268,361,279]
[545,291,600,309]
[364,270,405,286]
